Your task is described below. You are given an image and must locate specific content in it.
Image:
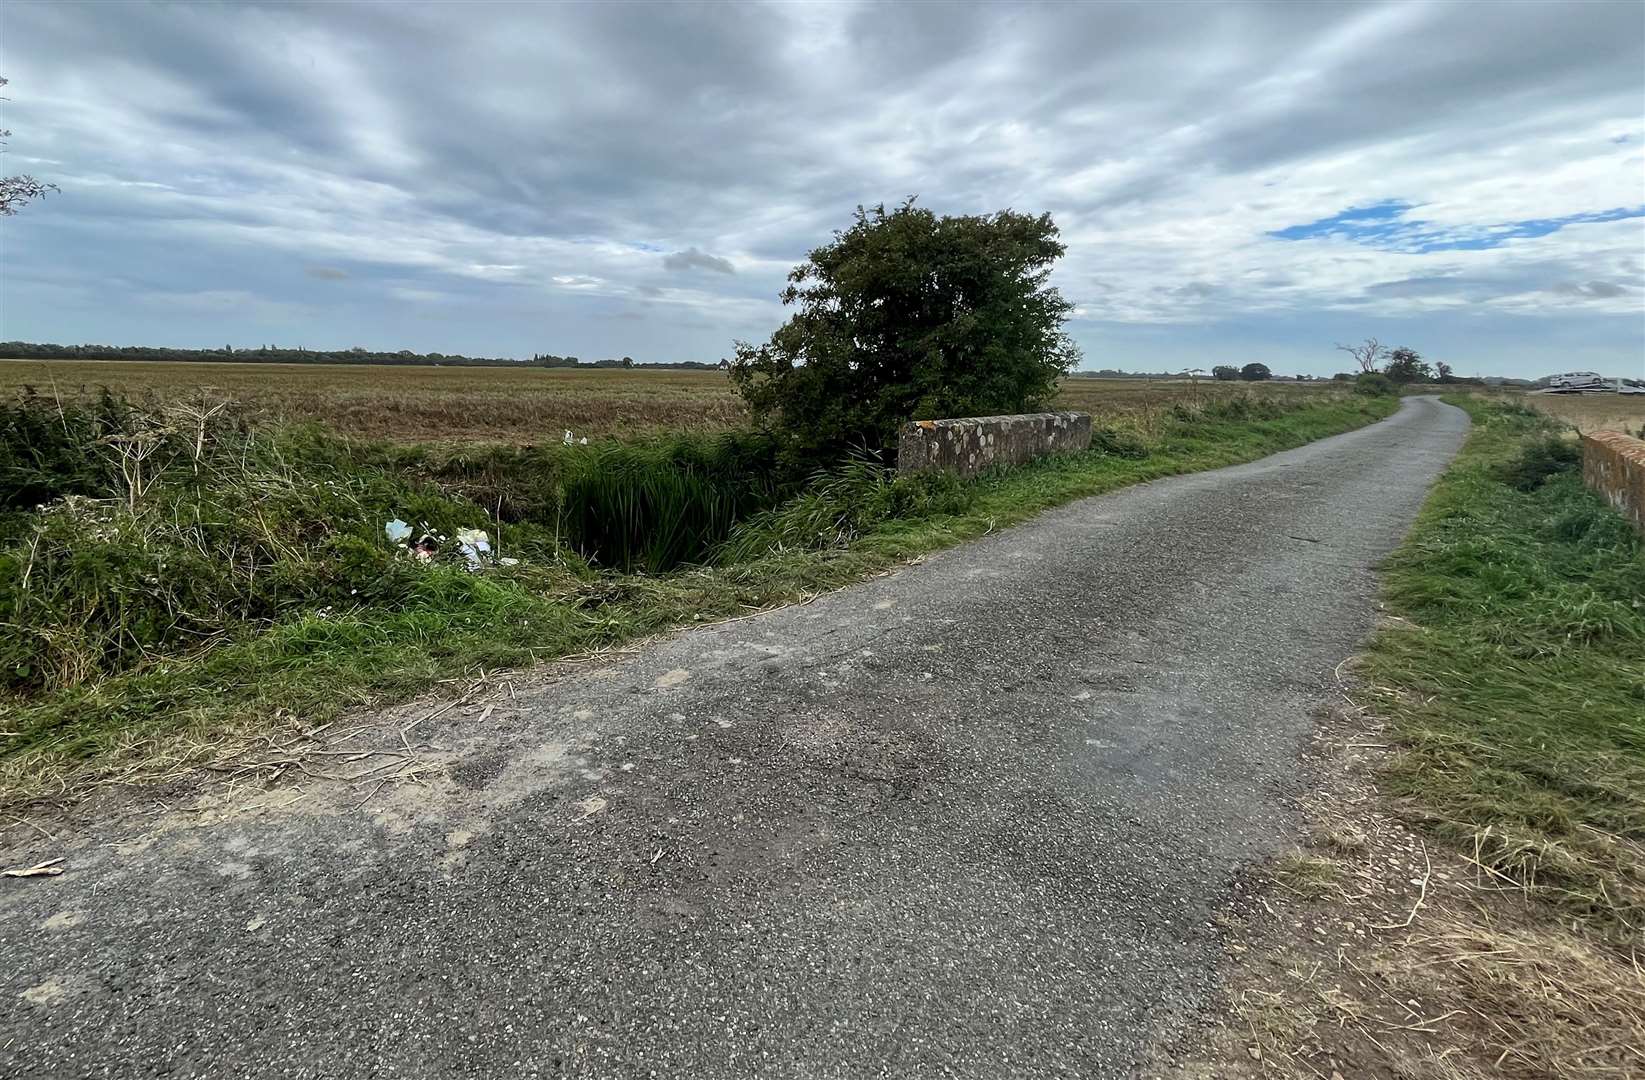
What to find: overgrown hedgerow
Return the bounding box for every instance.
[0,396,523,695]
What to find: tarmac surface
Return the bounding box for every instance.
[0,396,1469,1079]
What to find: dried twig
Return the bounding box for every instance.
[5,813,55,841]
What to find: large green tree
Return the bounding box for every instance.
[1384,346,1432,383]
[729,200,1080,455]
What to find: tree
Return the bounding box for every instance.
[1434,360,1455,383]
[1384,346,1432,383]
[621,355,634,369]
[1211,365,1240,381]
[1239,362,1271,381]
[729,200,1080,455]
[1335,337,1387,373]
[0,77,56,217]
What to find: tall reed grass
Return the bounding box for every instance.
[554,433,788,572]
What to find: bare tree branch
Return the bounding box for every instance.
[1335,338,1387,373]
[0,76,57,218]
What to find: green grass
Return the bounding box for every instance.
[1360,397,1645,933]
[0,392,1396,800]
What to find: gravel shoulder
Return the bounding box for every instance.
[0,396,1469,1079]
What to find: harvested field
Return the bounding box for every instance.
[1514,391,1645,435]
[0,358,1348,444]
[1055,377,1345,435]
[0,360,748,443]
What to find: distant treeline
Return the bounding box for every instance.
[0,341,728,371]
[1068,368,1323,380]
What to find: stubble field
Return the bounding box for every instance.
[1514,390,1645,434]
[0,358,1352,444]
[0,360,747,443]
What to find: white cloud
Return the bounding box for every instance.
[0,0,1640,375]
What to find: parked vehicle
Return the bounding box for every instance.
[1544,371,1608,390]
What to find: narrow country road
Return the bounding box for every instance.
[1,397,1469,1079]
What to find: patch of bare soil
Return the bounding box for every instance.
[1158,701,1644,1080]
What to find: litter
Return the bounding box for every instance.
[386,518,510,571]
[455,527,491,570]
[3,857,64,878]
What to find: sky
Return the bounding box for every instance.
[1,0,1642,379]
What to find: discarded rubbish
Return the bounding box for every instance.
[3,857,64,878]
[455,527,492,570]
[385,518,509,571]
[563,430,574,446]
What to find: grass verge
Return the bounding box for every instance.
[1357,396,1645,934]
[0,392,1396,803]
[1168,395,1642,1079]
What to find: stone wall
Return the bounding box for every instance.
[897,411,1092,478]
[1582,430,1645,535]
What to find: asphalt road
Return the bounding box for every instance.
[1,397,1469,1079]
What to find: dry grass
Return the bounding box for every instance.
[1168,705,1645,1080]
[1489,390,1645,436]
[0,359,1349,445]
[1411,915,1645,1078]
[1057,377,1345,439]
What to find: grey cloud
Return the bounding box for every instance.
[305,266,349,281]
[1366,276,1475,298]
[1,0,1640,377]
[1550,280,1631,299]
[663,248,735,275]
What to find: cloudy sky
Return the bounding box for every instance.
[2,0,1642,377]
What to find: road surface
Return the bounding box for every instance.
[0,397,1469,1079]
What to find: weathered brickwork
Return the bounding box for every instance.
[897,411,1092,478]
[1582,430,1645,535]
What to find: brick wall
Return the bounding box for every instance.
[897,412,1092,478]
[1581,430,1645,535]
